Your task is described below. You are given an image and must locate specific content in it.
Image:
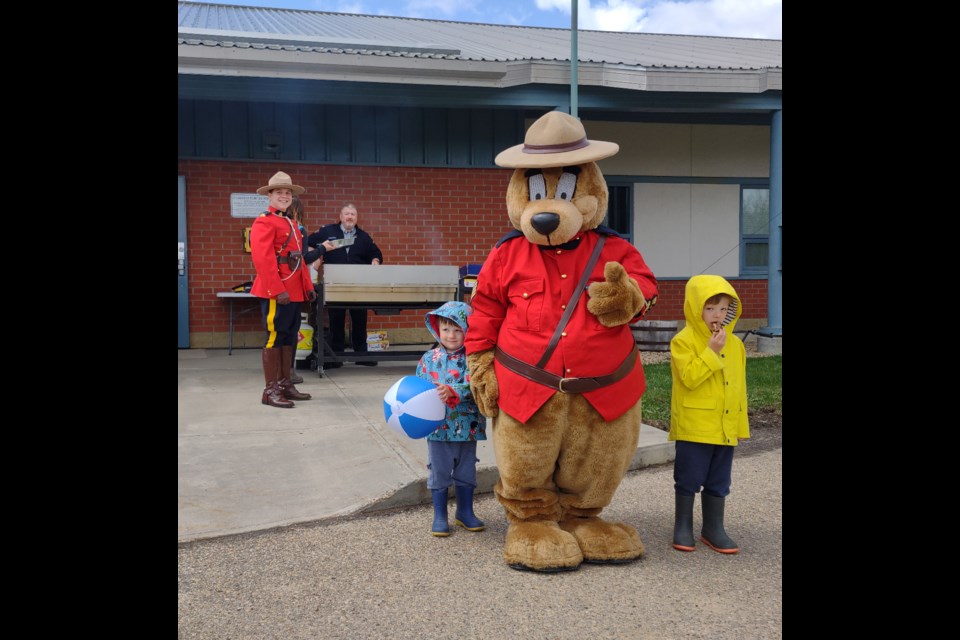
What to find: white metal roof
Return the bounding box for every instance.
[178,2,782,92]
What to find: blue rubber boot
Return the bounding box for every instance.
[454,485,485,531]
[431,489,450,537]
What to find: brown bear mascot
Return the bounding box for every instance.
[465,111,658,572]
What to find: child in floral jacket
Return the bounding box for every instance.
[417,301,486,537]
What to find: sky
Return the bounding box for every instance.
[187,0,782,40]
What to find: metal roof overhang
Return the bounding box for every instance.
[178,42,781,94]
[178,73,780,118]
[178,42,507,86]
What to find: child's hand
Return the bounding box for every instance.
[435,383,453,403]
[708,322,726,353]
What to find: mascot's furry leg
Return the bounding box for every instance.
[493,394,644,570]
[493,398,583,572]
[555,396,644,564]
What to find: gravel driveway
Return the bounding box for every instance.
[179,448,782,639]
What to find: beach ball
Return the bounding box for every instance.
[383,376,445,439]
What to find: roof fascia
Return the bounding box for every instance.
[178,43,781,93]
[178,75,781,113]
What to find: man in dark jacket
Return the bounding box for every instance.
[306,204,383,366]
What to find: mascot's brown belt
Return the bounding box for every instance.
[494,346,637,394]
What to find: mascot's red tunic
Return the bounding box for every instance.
[467,229,657,423]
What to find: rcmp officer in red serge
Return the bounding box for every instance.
[250,171,316,408]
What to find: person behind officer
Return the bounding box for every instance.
[286,195,310,385]
[250,172,316,408]
[306,204,383,367]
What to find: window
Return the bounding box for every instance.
[742,188,769,274]
[606,183,632,243]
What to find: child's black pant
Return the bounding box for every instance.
[674,441,734,497]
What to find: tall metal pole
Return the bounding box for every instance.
[570,1,578,117]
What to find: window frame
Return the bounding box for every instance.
[741,186,770,276]
[604,180,634,243]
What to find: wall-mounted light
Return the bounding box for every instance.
[263,132,281,154]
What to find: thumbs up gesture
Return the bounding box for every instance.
[587,262,647,327]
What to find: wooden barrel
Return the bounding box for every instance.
[630,320,679,352]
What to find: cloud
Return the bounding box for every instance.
[583,0,648,31]
[333,2,368,14]
[642,0,782,39]
[536,0,782,39]
[405,0,465,16]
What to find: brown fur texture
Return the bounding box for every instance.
[558,518,645,563]
[587,262,647,327]
[503,521,583,572]
[469,156,648,571]
[466,351,498,418]
[491,390,644,570]
[504,165,608,247]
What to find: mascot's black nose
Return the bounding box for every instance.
[531,212,560,235]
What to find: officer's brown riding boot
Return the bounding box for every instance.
[289,363,304,384]
[262,348,294,408]
[289,339,304,382]
[279,345,312,401]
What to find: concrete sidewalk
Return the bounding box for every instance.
[178,348,674,543]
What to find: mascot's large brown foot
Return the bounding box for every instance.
[559,516,645,564]
[504,521,584,572]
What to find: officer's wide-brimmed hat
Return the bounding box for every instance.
[495,111,619,168]
[256,171,305,195]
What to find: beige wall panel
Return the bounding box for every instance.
[691,184,741,277]
[692,125,770,177]
[634,183,691,277]
[588,121,770,179]
[590,121,693,176]
[634,183,742,278]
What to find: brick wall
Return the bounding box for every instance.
[178,160,769,347]
[645,279,768,322]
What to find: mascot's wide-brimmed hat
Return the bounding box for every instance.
[495,111,619,168]
[257,171,305,195]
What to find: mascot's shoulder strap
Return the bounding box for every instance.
[594,225,622,238]
[495,230,525,248]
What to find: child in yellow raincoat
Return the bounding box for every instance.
[669,275,750,554]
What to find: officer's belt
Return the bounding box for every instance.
[277,253,302,268]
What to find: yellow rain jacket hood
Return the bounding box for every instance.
[669,275,750,446]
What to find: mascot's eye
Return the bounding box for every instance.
[555,171,577,201]
[528,173,547,201]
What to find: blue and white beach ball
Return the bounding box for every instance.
[383,376,446,439]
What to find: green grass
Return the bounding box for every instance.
[642,355,782,426]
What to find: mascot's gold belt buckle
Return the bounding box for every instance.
[558,377,577,393]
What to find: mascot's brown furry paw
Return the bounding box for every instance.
[559,517,645,564]
[465,110,659,573]
[504,522,583,572]
[588,262,648,327]
[465,350,498,418]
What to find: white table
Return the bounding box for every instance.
[216,292,257,354]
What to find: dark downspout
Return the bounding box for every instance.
[760,109,782,338]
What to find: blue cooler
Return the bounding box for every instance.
[459,264,483,301]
